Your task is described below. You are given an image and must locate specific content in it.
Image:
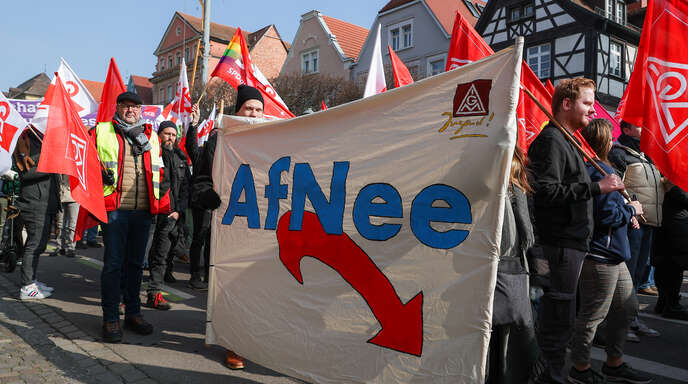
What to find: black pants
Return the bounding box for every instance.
[190,208,210,280]
[18,209,53,286]
[655,259,684,309]
[147,214,179,293]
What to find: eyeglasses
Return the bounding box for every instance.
[118,104,141,110]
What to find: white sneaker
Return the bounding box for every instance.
[631,319,660,337]
[34,280,54,293]
[20,283,51,300]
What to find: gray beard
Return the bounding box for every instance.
[163,142,174,150]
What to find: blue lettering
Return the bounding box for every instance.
[353,184,402,241]
[264,156,291,230]
[222,164,260,228]
[290,162,349,235]
[410,184,471,249]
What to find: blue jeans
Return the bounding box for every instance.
[626,224,654,288]
[85,226,98,242]
[101,210,152,322]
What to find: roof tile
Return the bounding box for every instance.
[321,15,369,60]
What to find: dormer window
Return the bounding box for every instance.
[605,0,626,24]
[508,2,534,22]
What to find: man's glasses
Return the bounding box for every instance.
[118,104,141,110]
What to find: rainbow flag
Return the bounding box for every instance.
[211,31,246,88]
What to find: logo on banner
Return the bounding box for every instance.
[646,56,688,152]
[0,102,20,152]
[448,58,472,71]
[70,133,88,190]
[453,80,491,117]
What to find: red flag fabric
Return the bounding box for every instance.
[445,11,494,71]
[519,62,552,149]
[621,0,688,191]
[321,101,327,111]
[545,79,555,95]
[388,45,414,88]
[591,101,622,139]
[96,58,126,124]
[0,93,29,173]
[37,73,107,224]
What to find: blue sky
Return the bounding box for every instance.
[1,0,386,92]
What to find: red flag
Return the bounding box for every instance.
[445,11,494,71]
[37,73,107,224]
[96,58,126,124]
[622,0,688,191]
[518,62,552,150]
[591,101,622,139]
[321,101,327,111]
[388,45,414,88]
[545,79,555,95]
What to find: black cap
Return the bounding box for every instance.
[116,91,143,105]
[158,120,177,132]
[235,84,263,112]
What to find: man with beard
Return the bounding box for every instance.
[95,92,170,342]
[146,121,191,310]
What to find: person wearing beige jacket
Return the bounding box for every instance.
[50,175,78,258]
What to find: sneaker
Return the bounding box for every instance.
[637,287,658,296]
[87,240,103,248]
[662,303,688,321]
[65,249,76,258]
[20,283,51,300]
[76,240,88,249]
[34,280,54,293]
[102,321,122,343]
[164,270,176,283]
[602,363,652,384]
[188,277,208,290]
[630,319,660,337]
[124,314,153,335]
[48,249,60,257]
[567,367,606,384]
[626,330,640,343]
[225,349,245,369]
[146,292,171,310]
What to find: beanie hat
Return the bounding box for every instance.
[235,84,263,112]
[158,120,177,132]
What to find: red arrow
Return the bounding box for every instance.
[276,210,423,356]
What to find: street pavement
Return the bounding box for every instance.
[0,238,687,384]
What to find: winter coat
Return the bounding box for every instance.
[527,124,600,252]
[586,161,635,264]
[161,146,191,214]
[608,134,664,226]
[653,185,688,269]
[14,132,59,215]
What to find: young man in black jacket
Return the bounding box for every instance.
[528,78,625,383]
[146,120,191,310]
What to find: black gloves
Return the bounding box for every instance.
[200,188,222,210]
[102,169,115,186]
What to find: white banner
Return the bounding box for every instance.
[208,41,523,383]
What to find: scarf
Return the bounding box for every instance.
[112,115,152,155]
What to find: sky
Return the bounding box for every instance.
[1,0,386,93]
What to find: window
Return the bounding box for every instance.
[463,0,480,18]
[509,2,534,21]
[610,41,622,77]
[176,52,181,66]
[388,20,413,51]
[605,0,614,19]
[615,1,625,24]
[426,54,446,77]
[159,88,164,104]
[185,47,190,62]
[176,26,181,36]
[301,49,319,74]
[160,57,165,71]
[527,43,551,79]
[167,85,173,102]
[168,55,172,69]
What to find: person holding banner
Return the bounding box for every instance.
[527,78,625,383]
[96,92,170,343]
[190,84,264,370]
[14,129,60,300]
[568,119,651,384]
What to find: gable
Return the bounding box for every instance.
[321,15,369,60]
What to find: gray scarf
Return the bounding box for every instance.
[113,115,152,155]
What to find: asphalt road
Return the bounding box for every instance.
[1,239,687,383]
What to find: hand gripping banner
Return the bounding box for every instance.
[206,40,524,383]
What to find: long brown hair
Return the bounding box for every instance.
[581,118,613,164]
[510,145,533,193]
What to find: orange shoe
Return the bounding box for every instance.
[225,349,245,369]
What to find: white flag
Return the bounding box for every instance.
[197,104,216,146]
[363,24,387,98]
[165,58,193,134]
[207,40,524,383]
[31,58,98,133]
[0,93,29,174]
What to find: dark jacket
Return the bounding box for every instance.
[190,129,219,212]
[185,121,201,167]
[161,146,190,214]
[15,132,59,215]
[527,124,601,251]
[653,185,688,268]
[586,161,635,264]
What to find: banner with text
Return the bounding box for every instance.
[207,42,523,383]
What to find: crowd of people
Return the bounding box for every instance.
[0,79,685,382]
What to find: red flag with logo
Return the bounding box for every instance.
[38,73,107,224]
[0,93,28,174]
[622,0,688,191]
[96,58,126,124]
[388,45,414,88]
[518,62,551,149]
[445,11,494,71]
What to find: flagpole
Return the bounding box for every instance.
[196,80,210,104]
[522,87,647,223]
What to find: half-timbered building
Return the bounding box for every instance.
[475,0,645,110]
